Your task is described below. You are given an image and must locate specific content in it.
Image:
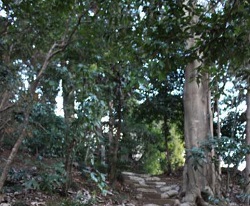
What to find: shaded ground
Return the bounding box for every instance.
[0,149,140,205]
[0,149,246,206]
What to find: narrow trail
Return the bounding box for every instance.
[121,172,181,206]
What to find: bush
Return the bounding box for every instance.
[23,162,66,193]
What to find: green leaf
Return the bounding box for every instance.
[90,172,98,183]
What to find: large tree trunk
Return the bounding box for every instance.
[245,78,250,205]
[182,2,215,204]
[183,58,212,205]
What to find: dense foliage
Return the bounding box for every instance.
[0,1,249,204]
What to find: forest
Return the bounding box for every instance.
[0,0,249,206]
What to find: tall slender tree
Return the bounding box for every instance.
[0,0,85,192]
[245,73,250,204]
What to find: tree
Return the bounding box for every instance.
[181,1,217,204]
[132,71,184,174]
[246,76,250,204]
[0,0,85,192]
[183,55,213,204]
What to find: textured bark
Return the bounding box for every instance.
[207,79,216,193]
[245,79,250,205]
[62,77,75,195]
[108,100,114,180]
[183,58,210,202]
[214,84,222,197]
[109,87,122,184]
[182,2,215,204]
[164,116,172,174]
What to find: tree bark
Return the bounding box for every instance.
[164,115,172,175]
[245,77,250,205]
[108,100,114,180]
[183,58,210,203]
[109,87,122,184]
[214,82,222,196]
[62,76,75,195]
[182,2,215,204]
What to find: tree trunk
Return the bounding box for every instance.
[182,2,215,204]
[109,87,122,185]
[62,77,75,195]
[207,79,216,194]
[245,77,250,205]
[164,116,172,175]
[183,58,211,204]
[215,83,222,196]
[109,103,121,185]
[0,113,29,191]
[108,100,114,180]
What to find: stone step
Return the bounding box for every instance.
[121,172,181,206]
[141,198,180,206]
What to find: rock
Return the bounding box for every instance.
[229,203,238,206]
[128,176,146,185]
[134,183,150,188]
[122,172,136,176]
[151,199,180,206]
[137,188,158,193]
[145,177,161,181]
[161,192,170,198]
[136,193,143,199]
[159,186,172,192]
[75,190,92,204]
[138,174,151,178]
[166,190,179,197]
[30,202,46,206]
[180,202,198,206]
[122,171,182,206]
[180,203,191,206]
[148,182,166,187]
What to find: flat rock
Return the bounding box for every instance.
[122,171,136,176]
[145,177,161,181]
[122,171,181,206]
[159,186,172,192]
[166,190,179,197]
[148,182,167,187]
[137,188,158,193]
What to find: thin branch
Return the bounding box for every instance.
[65,13,85,46]
[0,104,15,113]
[0,118,11,131]
[30,12,85,95]
[32,121,49,133]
